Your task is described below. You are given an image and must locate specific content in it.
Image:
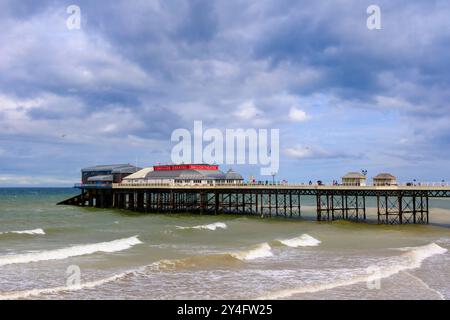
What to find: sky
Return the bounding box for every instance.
[1,0,450,186]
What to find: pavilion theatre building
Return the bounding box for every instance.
[122,164,244,186]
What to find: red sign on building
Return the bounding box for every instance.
[153,164,219,171]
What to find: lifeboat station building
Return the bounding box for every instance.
[122,164,244,186]
[81,164,141,186]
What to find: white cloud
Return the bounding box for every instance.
[0,174,75,186]
[233,100,260,120]
[284,145,359,160]
[231,100,273,126]
[374,95,414,110]
[285,145,319,159]
[288,106,309,122]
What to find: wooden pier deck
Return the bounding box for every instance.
[58,183,450,224]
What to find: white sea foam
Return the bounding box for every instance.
[0,228,45,236]
[0,268,143,300]
[176,222,227,231]
[231,243,273,261]
[0,236,142,267]
[257,243,447,299]
[2,242,445,300]
[0,255,224,299]
[277,234,321,247]
[402,271,445,300]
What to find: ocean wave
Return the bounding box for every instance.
[436,237,450,246]
[0,236,142,267]
[176,222,227,231]
[148,254,241,272]
[148,243,274,269]
[1,242,446,300]
[0,267,144,300]
[257,243,447,299]
[0,242,272,299]
[0,228,45,236]
[0,253,238,299]
[277,234,321,247]
[231,243,273,261]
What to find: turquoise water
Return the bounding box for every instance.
[0,188,449,300]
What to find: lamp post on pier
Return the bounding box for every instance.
[271,172,276,184]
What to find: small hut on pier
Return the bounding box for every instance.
[373,173,397,186]
[342,172,367,186]
[225,169,244,184]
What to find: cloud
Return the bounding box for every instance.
[284,145,361,160]
[288,106,309,122]
[233,101,260,120]
[0,174,75,186]
[0,0,450,184]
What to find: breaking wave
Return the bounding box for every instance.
[231,243,273,261]
[176,222,227,231]
[0,267,144,300]
[0,255,236,300]
[277,234,321,247]
[0,242,274,299]
[257,243,447,299]
[3,242,444,300]
[0,236,142,267]
[0,228,46,236]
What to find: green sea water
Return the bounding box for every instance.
[0,188,449,300]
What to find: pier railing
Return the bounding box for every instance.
[74,183,112,189]
[112,181,450,190]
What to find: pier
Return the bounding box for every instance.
[58,183,450,224]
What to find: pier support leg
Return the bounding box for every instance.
[199,191,205,214]
[129,192,135,210]
[289,192,293,218]
[275,191,279,217]
[214,192,219,215]
[377,195,381,224]
[269,191,272,217]
[316,193,321,221]
[363,196,366,220]
[88,192,93,207]
[137,192,144,212]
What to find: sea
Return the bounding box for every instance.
[0,188,449,300]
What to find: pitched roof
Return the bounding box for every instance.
[342,172,366,179]
[374,173,397,180]
[123,167,154,180]
[225,169,243,180]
